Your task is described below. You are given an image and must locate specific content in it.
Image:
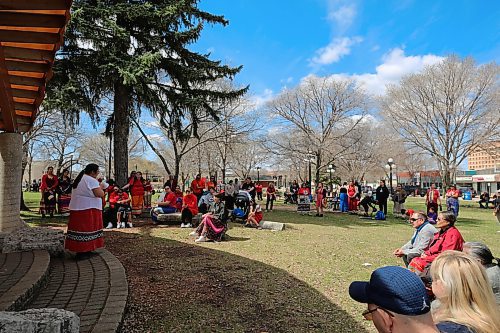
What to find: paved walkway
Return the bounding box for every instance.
[0,250,49,311]
[27,249,127,333]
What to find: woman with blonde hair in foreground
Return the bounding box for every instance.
[430,250,500,333]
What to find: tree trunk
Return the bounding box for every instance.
[113,81,131,186]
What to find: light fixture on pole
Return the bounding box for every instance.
[306,151,315,192]
[256,166,261,182]
[327,164,335,186]
[385,158,396,194]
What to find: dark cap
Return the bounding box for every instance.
[348,266,430,316]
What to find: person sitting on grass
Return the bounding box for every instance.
[430,251,500,333]
[246,199,263,228]
[151,185,177,224]
[393,211,437,267]
[115,188,133,229]
[191,193,226,243]
[427,206,438,224]
[181,188,198,228]
[198,187,215,214]
[349,266,438,333]
[463,242,500,304]
[409,211,464,280]
[358,191,377,217]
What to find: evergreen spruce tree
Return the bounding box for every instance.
[46,0,247,185]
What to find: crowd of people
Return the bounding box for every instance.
[38,167,73,217]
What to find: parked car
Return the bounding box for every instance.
[403,185,425,197]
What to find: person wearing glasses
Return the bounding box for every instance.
[349,266,439,333]
[409,211,464,278]
[393,212,437,267]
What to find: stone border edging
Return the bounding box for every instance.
[0,250,50,311]
[91,249,128,333]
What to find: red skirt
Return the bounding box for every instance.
[65,209,104,253]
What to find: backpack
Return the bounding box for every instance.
[375,211,386,220]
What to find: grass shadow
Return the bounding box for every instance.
[105,230,370,333]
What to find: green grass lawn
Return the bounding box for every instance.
[21,193,499,332]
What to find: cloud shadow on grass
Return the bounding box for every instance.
[106,228,370,333]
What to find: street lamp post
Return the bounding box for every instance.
[256,166,261,182]
[327,164,335,187]
[306,151,315,192]
[385,158,396,194]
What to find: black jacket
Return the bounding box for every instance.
[376,185,390,202]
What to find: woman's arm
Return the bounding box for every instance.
[92,187,105,198]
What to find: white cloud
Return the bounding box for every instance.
[328,4,357,31]
[310,36,363,66]
[250,88,274,108]
[327,48,444,95]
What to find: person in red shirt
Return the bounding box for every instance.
[122,171,145,216]
[181,188,199,228]
[409,210,464,279]
[39,166,59,218]
[255,183,263,201]
[144,179,153,209]
[445,185,460,217]
[266,182,277,211]
[206,175,216,191]
[174,185,184,211]
[191,174,206,201]
[151,185,177,223]
[425,183,441,214]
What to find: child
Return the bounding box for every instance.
[246,200,263,228]
[427,206,437,224]
[116,189,133,228]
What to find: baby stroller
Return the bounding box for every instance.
[231,190,251,223]
[283,192,297,204]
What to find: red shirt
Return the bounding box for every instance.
[144,183,153,192]
[109,192,129,209]
[298,187,309,195]
[40,174,59,192]
[128,177,145,196]
[164,192,177,208]
[256,184,263,193]
[426,189,440,204]
[191,178,205,195]
[422,226,464,265]
[183,194,199,215]
[267,186,276,197]
[175,191,183,211]
[446,189,460,199]
[206,181,215,190]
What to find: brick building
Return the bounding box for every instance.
[468,141,500,171]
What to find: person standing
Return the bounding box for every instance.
[190,174,205,201]
[425,183,441,214]
[266,182,276,212]
[392,184,407,216]
[375,180,390,216]
[224,180,235,210]
[255,183,263,201]
[494,189,500,226]
[163,174,177,191]
[122,171,145,217]
[57,168,72,216]
[242,177,256,200]
[315,182,325,217]
[65,164,106,258]
[347,181,358,212]
[39,166,59,218]
[445,185,460,217]
[339,182,348,212]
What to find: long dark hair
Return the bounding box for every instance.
[72,164,99,189]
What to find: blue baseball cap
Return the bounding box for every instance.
[349,266,430,316]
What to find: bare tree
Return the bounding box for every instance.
[266,75,370,183]
[381,56,500,189]
[229,139,269,179]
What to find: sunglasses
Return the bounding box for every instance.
[362,307,394,321]
[410,218,419,222]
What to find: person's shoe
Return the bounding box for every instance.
[127,222,133,228]
[195,235,207,243]
[180,223,186,228]
[185,223,192,228]
[189,230,198,236]
[116,222,121,229]
[106,222,113,229]
[121,222,126,228]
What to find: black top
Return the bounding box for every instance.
[437,321,475,333]
[242,182,255,196]
[339,187,347,194]
[376,185,390,202]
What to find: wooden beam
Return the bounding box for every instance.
[15,115,31,125]
[15,110,33,117]
[14,102,35,112]
[5,60,50,73]
[0,29,60,44]
[0,12,67,29]
[0,44,16,132]
[11,88,39,99]
[9,75,45,87]
[3,46,54,62]
[0,0,70,11]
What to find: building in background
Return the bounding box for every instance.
[468,141,500,171]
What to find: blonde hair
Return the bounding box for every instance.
[430,251,500,333]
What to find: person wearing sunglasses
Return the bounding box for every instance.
[349,266,439,333]
[394,212,437,267]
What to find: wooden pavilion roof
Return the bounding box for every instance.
[0,0,72,133]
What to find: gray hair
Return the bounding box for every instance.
[463,242,499,266]
[414,211,426,221]
[439,210,457,226]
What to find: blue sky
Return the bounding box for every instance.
[194,0,499,101]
